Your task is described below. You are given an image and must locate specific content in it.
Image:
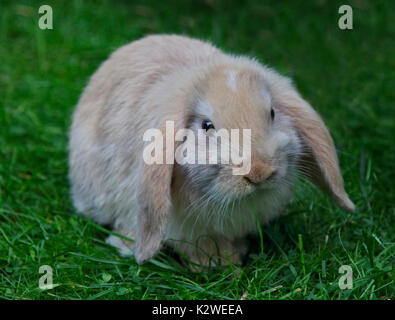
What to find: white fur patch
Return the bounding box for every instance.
[262,87,272,105]
[226,70,237,91]
[105,235,134,257]
[274,131,290,149]
[196,99,213,118]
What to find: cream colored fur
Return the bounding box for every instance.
[69,35,354,266]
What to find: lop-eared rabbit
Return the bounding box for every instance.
[69,35,354,267]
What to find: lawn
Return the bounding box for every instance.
[0,0,394,300]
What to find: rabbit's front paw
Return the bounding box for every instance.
[185,235,247,270]
[106,229,135,257]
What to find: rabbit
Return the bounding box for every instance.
[68,34,355,267]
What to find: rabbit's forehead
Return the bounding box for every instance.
[204,67,272,130]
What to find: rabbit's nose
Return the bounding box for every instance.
[243,166,277,185]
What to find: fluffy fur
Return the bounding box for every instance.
[69,35,354,266]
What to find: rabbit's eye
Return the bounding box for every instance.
[270,108,275,121]
[202,120,215,131]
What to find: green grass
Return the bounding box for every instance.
[0,0,394,300]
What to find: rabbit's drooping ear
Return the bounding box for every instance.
[134,98,189,264]
[272,81,355,212]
